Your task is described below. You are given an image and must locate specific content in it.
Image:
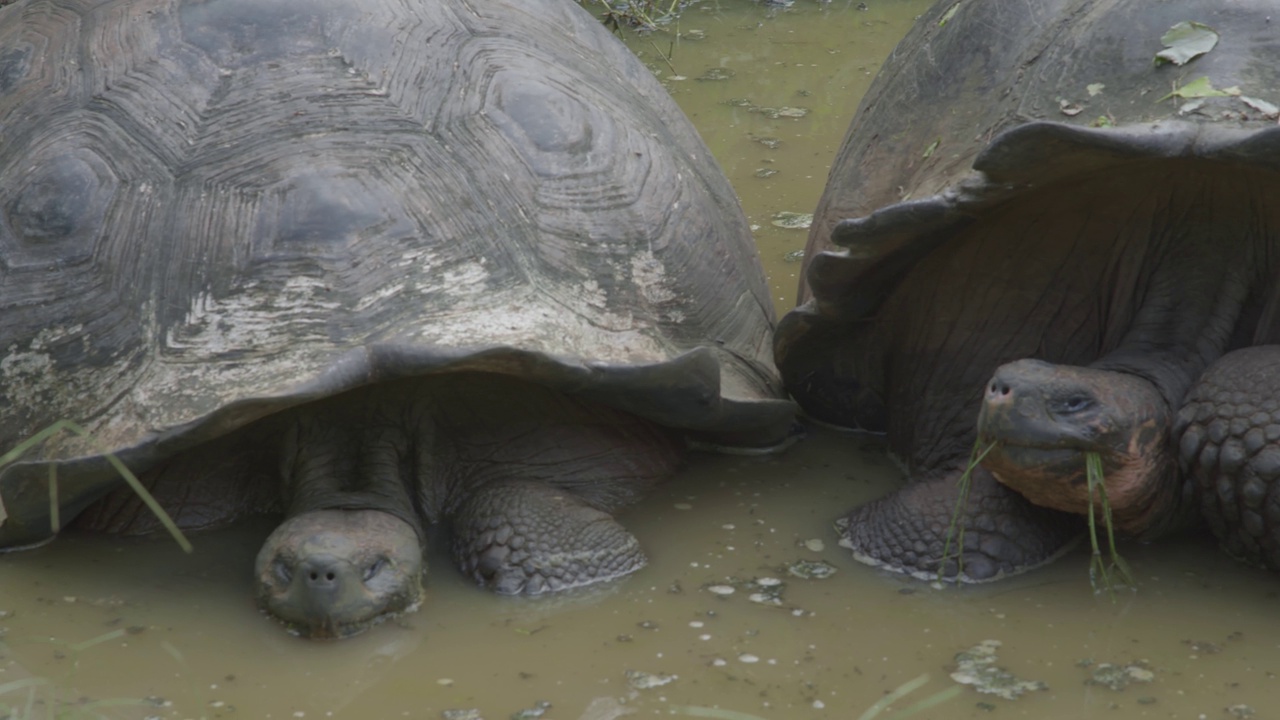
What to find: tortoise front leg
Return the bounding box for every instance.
[837,466,1081,583]
[1178,345,1280,571]
[450,479,647,595]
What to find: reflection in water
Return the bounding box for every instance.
[3,2,1280,719]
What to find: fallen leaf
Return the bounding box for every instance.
[1155,21,1219,66]
[1157,76,1240,102]
[1242,96,1280,117]
[1086,83,1105,97]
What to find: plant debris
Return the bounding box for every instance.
[770,212,813,230]
[1086,660,1155,690]
[1154,21,1219,66]
[950,640,1048,700]
[626,669,677,689]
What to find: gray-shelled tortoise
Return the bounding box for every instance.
[0,0,796,638]
[775,0,1280,582]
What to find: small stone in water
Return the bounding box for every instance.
[722,523,736,530]
[754,168,779,179]
[803,538,825,552]
[707,585,736,596]
[626,669,677,689]
[755,577,783,587]
[739,654,760,663]
[754,137,782,149]
[681,29,707,40]
[712,658,727,667]
[442,711,482,720]
[748,592,782,606]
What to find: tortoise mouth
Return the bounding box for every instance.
[275,597,424,640]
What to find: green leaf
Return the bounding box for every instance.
[1157,76,1240,103]
[1154,21,1219,66]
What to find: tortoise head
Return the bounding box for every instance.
[976,359,1177,537]
[254,509,423,639]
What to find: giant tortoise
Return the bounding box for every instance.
[0,0,795,638]
[775,0,1280,582]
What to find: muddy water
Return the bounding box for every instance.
[614,0,932,315]
[4,2,1280,719]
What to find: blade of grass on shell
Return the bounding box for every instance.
[1,420,192,554]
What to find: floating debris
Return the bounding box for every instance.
[770,212,813,230]
[1086,660,1154,690]
[1183,639,1223,655]
[680,29,706,40]
[786,559,838,580]
[725,97,755,107]
[746,577,786,606]
[950,640,1048,700]
[754,168,779,179]
[696,67,735,82]
[753,136,782,149]
[783,249,805,263]
[442,710,483,720]
[1227,704,1256,719]
[803,538,825,552]
[758,106,809,119]
[626,669,677,689]
[509,701,551,720]
[706,584,736,596]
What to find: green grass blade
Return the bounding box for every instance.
[857,673,930,720]
[1084,451,1135,596]
[2,420,194,554]
[0,677,53,695]
[938,440,996,583]
[70,628,127,653]
[48,462,59,533]
[671,706,769,720]
[886,685,963,719]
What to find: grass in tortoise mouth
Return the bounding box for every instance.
[940,441,1135,595]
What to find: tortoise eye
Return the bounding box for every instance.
[273,558,294,585]
[363,557,387,582]
[1056,395,1092,414]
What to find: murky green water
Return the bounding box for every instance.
[4,2,1280,719]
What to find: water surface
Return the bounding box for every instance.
[4,2,1279,719]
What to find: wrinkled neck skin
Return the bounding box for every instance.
[978,360,1190,537]
[277,392,446,539]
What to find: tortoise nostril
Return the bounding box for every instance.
[326,572,336,581]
